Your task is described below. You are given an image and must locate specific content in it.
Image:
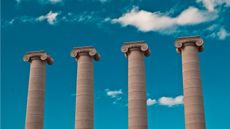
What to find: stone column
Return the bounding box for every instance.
[23,51,54,129]
[175,36,206,129]
[71,46,100,129]
[121,41,150,129]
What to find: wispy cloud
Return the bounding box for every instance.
[49,0,63,4]
[104,88,182,107]
[105,89,123,104]
[98,0,110,3]
[209,25,230,40]
[2,11,60,26]
[105,89,123,98]
[61,12,96,23]
[112,6,217,32]
[15,0,113,5]
[2,16,36,27]
[217,27,230,40]
[158,95,184,107]
[2,11,106,27]
[196,0,230,12]
[16,0,63,5]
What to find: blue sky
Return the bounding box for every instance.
[1,0,230,129]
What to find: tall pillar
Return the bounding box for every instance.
[71,46,100,129]
[121,41,150,129]
[175,36,206,129]
[23,51,54,129]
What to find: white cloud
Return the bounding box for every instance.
[196,0,230,12]
[146,98,157,106]
[105,89,123,104]
[2,16,37,27]
[158,95,184,107]
[217,27,230,40]
[105,89,123,98]
[36,11,60,25]
[176,7,216,25]
[209,26,230,40]
[61,12,95,23]
[112,6,217,32]
[104,89,184,107]
[2,11,61,26]
[2,11,105,27]
[112,7,175,32]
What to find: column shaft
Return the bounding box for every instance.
[75,54,94,129]
[182,46,206,129]
[128,49,148,129]
[25,58,46,129]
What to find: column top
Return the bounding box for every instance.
[121,41,151,57]
[175,35,204,53]
[70,46,100,61]
[23,50,54,65]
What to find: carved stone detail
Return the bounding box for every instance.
[121,41,151,57]
[70,46,100,61]
[23,50,54,65]
[175,36,204,53]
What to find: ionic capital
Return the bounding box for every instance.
[70,46,100,61]
[175,36,204,53]
[121,41,151,57]
[23,50,54,65]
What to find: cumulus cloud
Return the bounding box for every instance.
[36,11,60,25]
[112,6,217,32]
[176,7,216,25]
[158,95,184,107]
[196,0,230,12]
[146,98,157,106]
